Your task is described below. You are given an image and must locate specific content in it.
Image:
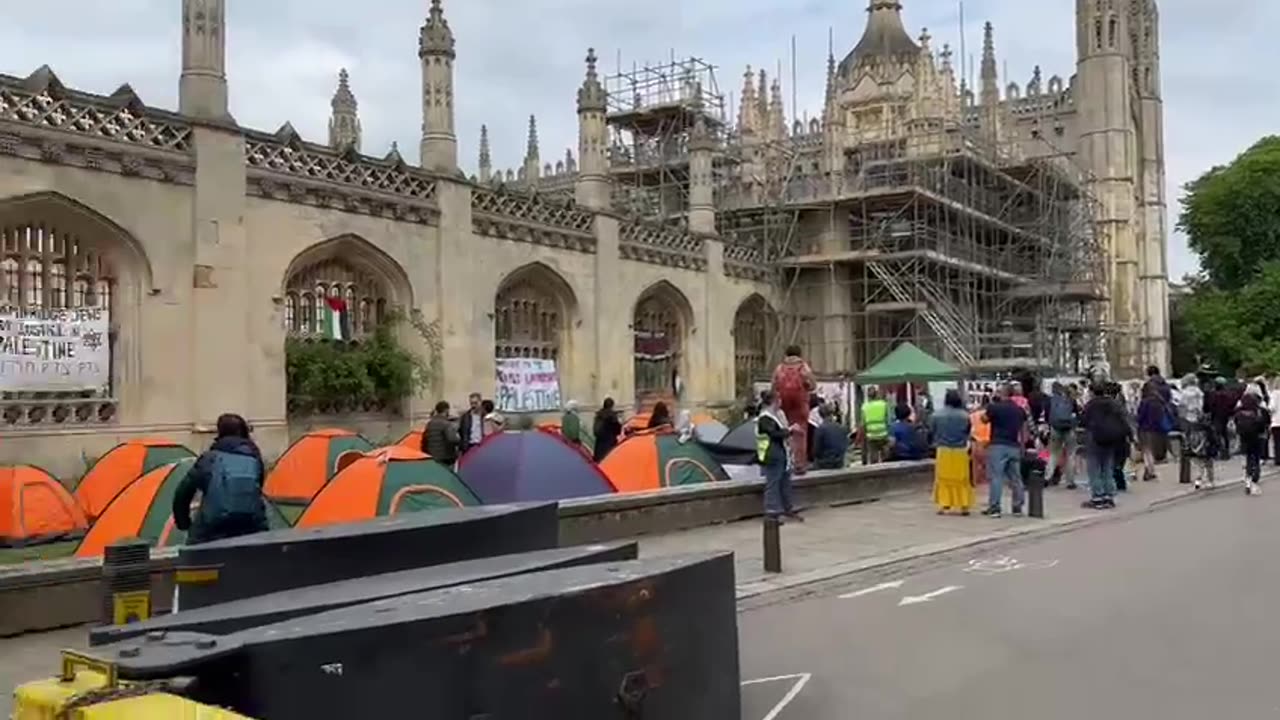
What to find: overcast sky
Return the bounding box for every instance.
[1,0,1272,281]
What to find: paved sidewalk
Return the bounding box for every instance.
[639,459,1274,600]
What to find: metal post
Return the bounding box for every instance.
[762,517,782,574]
[1026,453,1045,519]
[1175,432,1192,484]
[101,539,151,626]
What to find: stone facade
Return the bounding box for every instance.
[0,0,774,476]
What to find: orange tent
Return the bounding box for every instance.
[397,428,423,451]
[76,459,289,558]
[263,429,374,505]
[0,465,88,547]
[600,429,730,494]
[297,446,480,528]
[74,438,194,522]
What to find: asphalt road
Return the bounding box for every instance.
[739,483,1280,720]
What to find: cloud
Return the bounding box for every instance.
[3,0,1272,282]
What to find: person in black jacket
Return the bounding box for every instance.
[593,398,623,462]
[1081,384,1128,510]
[758,390,802,522]
[173,414,267,545]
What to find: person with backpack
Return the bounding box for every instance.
[1081,382,1129,509]
[1136,385,1169,482]
[173,414,268,545]
[1045,382,1080,489]
[771,346,817,474]
[1233,393,1269,496]
[1179,374,1215,489]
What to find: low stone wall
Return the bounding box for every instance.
[0,460,931,637]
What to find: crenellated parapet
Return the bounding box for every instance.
[244,126,439,224]
[618,219,706,271]
[0,67,195,184]
[471,185,596,254]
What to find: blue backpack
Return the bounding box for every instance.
[201,450,264,525]
[1048,395,1077,431]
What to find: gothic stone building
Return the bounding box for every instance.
[0,0,777,475]
[0,0,1168,475]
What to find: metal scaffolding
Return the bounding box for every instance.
[723,123,1109,377]
[605,57,734,223]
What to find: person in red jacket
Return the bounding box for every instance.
[771,345,816,474]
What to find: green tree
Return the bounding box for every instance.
[1179,136,1280,290]
[1177,136,1280,375]
[1182,263,1280,375]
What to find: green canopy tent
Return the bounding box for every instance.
[855,342,961,384]
[852,344,962,466]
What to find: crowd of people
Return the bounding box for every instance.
[845,366,1279,517]
[167,351,1280,549]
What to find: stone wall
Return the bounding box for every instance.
[0,74,774,473]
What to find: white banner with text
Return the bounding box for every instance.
[0,307,111,392]
[495,358,562,413]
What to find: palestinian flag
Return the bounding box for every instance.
[322,297,351,341]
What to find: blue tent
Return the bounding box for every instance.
[457,430,617,503]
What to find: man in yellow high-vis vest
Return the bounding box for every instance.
[861,386,890,464]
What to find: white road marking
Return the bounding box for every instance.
[838,580,904,599]
[898,585,962,606]
[741,673,812,720]
[964,556,1059,576]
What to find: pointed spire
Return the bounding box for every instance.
[332,68,357,111]
[419,0,456,58]
[523,114,541,183]
[756,69,769,123]
[738,65,758,133]
[577,47,607,113]
[329,68,362,152]
[526,115,539,160]
[565,148,577,173]
[478,124,492,183]
[980,21,999,104]
[981,21,997,82]
[769,78,786,139]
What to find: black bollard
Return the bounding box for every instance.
[1027,463,1045,519]
[102,539,152,626]
[762,517,782,574]
[1176,432,1192,484]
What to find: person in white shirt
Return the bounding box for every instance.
[1269,377,1280,466]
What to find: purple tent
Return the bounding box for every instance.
[457,430,617,503]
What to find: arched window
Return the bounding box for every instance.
[633,284,688,402]
[284,259,389,342]
[733,295,776,398]
[494,269,567,362]
[0,210,124,422]
[0,225,114,312]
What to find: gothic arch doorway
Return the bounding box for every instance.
[733,294,777,399]
[0,192,151,426]
[493,263,576,413]
[632,281,693,406]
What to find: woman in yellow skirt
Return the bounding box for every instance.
[929,389,974,515]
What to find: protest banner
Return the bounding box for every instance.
[0,307,111,392]
[495,358,562,413]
